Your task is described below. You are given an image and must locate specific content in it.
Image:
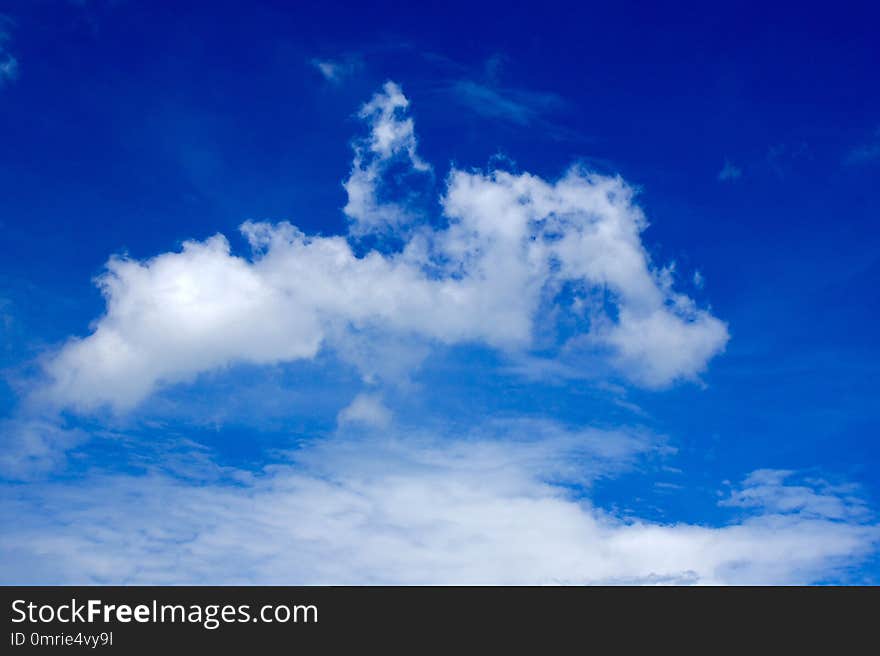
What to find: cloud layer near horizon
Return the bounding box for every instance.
[1,421,875,585]
[43,82,728,412]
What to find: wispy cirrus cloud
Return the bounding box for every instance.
[422,52,572,132]
[311,55,363,84]
[0,15,19,88]
[845,127,880,165]
[717,159,742,182]
[448,79,567,126]
[766,141,810,178]
[0,417,84,480]
[720,469,871,520]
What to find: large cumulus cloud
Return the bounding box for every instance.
[44,82,728,412]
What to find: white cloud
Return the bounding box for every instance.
[342,81,431,234]
[0,56,17,85]
[449,80,566,126]
[0,418,84,480]
[720,469,870,520]
[717,159,741,181]
[766,142,809,178]
[312,59,342,82]
[42,82,728,412]
[44,233,326,412]
[337,392,392,428]
[0,17,18,88]
[845,127,880,165]
[311,56,361,84]
[599,305,729,388]
[1,424,874,584]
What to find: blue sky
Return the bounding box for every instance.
[0,0,878,584]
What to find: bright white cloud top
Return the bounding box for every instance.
[44,82,728,412]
